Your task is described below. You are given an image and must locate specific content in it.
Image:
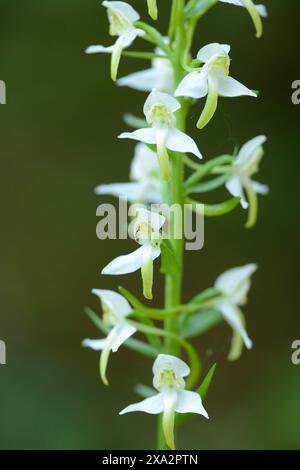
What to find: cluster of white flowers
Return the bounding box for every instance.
[83,0,268,450]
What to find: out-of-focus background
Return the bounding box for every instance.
[0,0,299,450]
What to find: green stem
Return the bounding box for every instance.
[164,0,186,356]
[159,0,187,450]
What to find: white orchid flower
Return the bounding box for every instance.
[82,289,136,385]
[175,43,256,129]
[119,89,202,181]
[225,135,269,228]
[117,49,174,93]
[219,0,267,38]
[120,354,208,450]
[214,264,257,361]
[102,208,165,299]
[147,0,158,20]
[85,2,144,81]
[95,143,162,204]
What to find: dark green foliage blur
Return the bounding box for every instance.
[0,0,299,449]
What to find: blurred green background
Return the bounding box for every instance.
[0,0,299,450]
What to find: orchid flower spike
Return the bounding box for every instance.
[120,354,208,450]
[147,0,158,20]
[175,43,257,129]
[117,47,174,93]
[95,143,162,204]
[214,264,257,361]
[119,89,202,181]
[82,290,136,385]
[219,0,267,38]
[102,208,165,299]
[225,135,269,229]
[85,2,144,81]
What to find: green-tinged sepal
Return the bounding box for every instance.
[147,0,158,20]
[241,0,263,38]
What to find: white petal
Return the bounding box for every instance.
[130,143,159,181]
[95,181,149,201]
[176,390,209,419]
[119,392,164,415]
[102,245,145,275]
[197,43,231,63]
[120,28,144,49]
[111,322,137,352]
[103,1,140,23]
[91,289,132,316]
[119,127,156,145]
[256,4,267,17]
[153,354,190,379]
[218,76,257,97]
[167,128,202,159]
[81,338,107,351]
[219,0,267,18]
[219,0,244,7]
[85,44,114,54]
[175,71,208,99]
[215,264,258,301]
[118,68,163,92]
[136,208,165,231]
[251,180,269,195]
[217,301,253,350]
[237,135,267,164]
[226,175,248,209]
[143,89,180,120]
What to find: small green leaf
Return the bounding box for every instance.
[180,309,223,339]
[198,363,217,401]
[160,240,180,276]
[185,0,218,19]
